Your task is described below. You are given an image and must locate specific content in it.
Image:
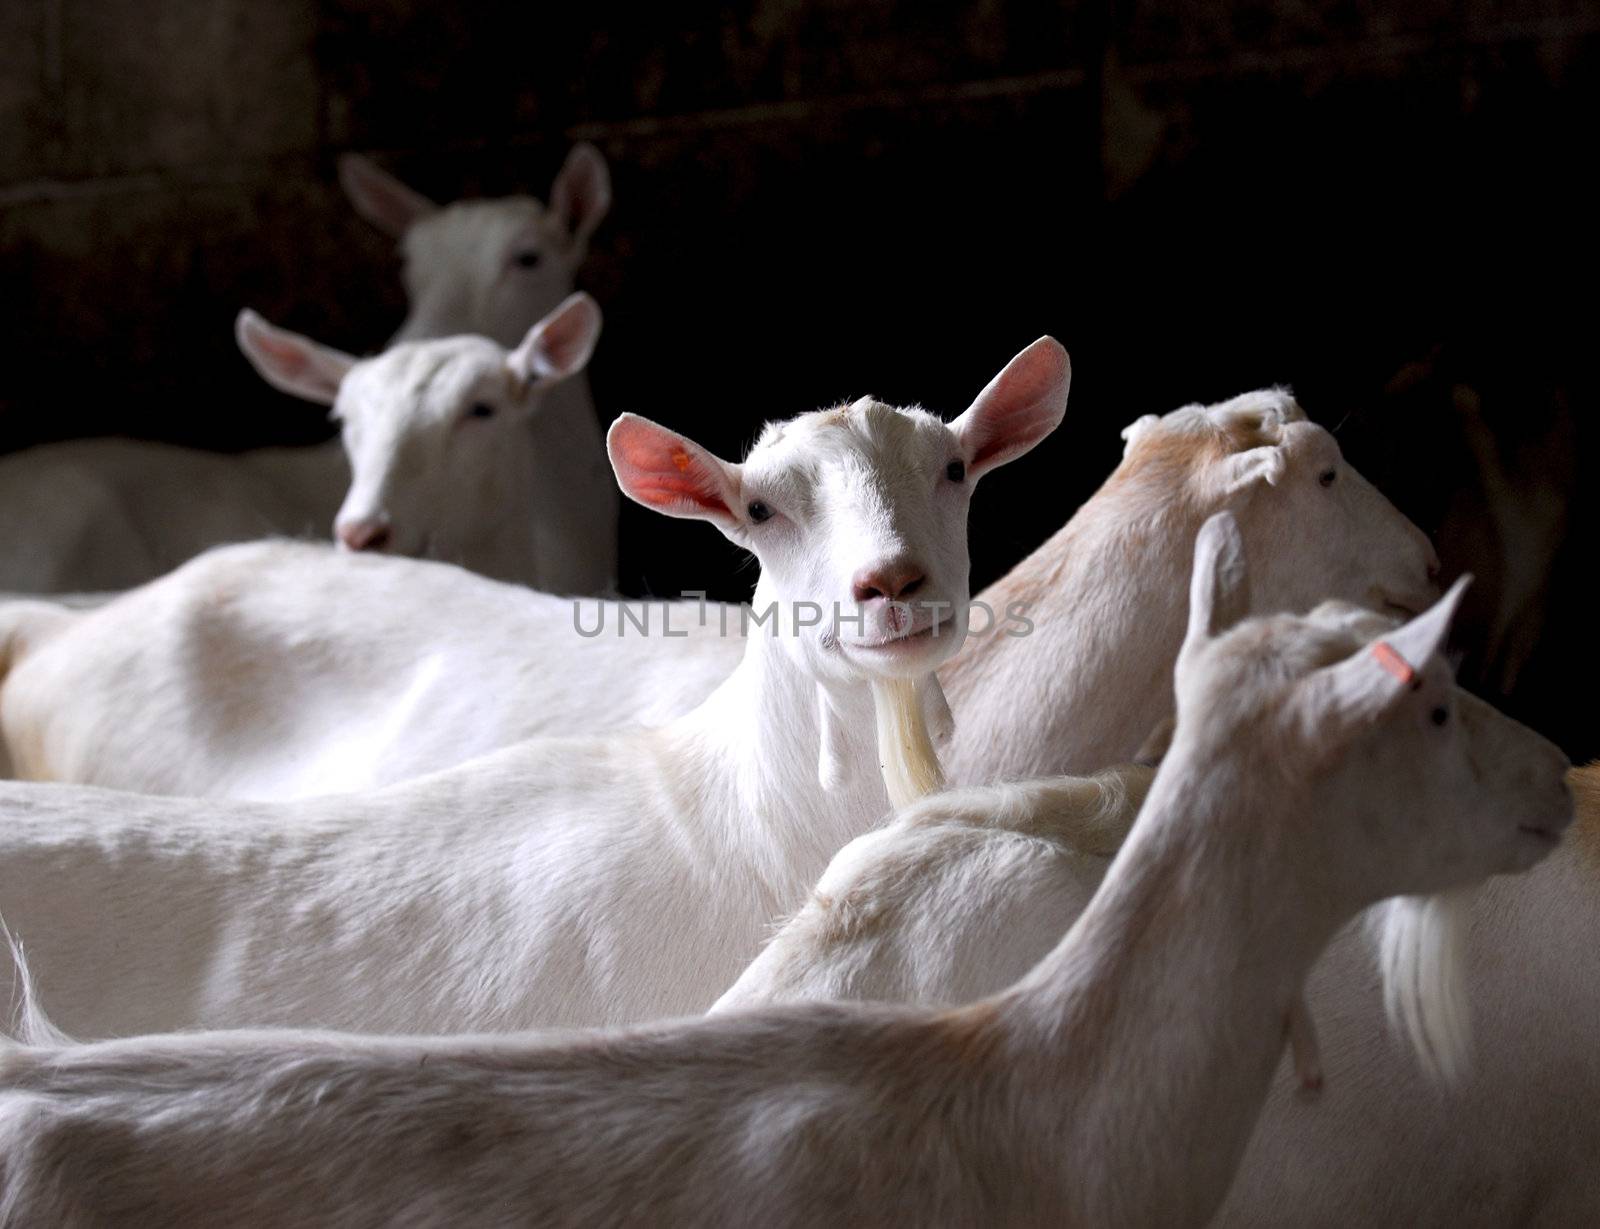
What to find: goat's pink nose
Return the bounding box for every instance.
[852,561,928,604]
[337,519,392,553]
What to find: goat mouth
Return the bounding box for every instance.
[1517,824,1565,845]
[844,616,953,655]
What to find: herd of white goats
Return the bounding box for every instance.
[0,144,1588,1226]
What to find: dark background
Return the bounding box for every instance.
[2,2,1595,754]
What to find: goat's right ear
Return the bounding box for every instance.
[338,154,438,239]
[235,311,355,406]
[507,293,602,389]
[1184,512,1250,650]
[607,415,742,530]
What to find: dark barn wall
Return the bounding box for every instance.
[2,2,1596,751]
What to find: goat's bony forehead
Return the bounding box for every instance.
[340,341,509,424]
[403,199,554,263]
[746,401,952,479]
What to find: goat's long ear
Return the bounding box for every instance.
[1184,512,1250,651]
[507,293,602,389]
[235,310,356,406]
[1312,575,1470,736]
[949,337,1070,481]
[551,144,611,248]
[608,414,742,530]
[338,154,438,239]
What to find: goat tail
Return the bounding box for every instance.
[0,599,73,687]
[1368,887,1475,1083]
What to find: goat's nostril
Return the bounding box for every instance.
[852,562,930,605]
[852,580,885,604]
[338,521,392,553]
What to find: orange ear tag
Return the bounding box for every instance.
[1371,641,1421,690]
[671,450,692,473]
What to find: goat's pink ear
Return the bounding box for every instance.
[235,310,355,406]
[607,414,742,529]
[1313,575,1470,735]
[950,337,1070,481]
[1184,512,1250,650]
[550,144,611,247]
[338,154,438,239]
[507,293,602,388]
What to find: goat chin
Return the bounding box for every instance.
[871,676,947,809]
[1368,887,1475,1083]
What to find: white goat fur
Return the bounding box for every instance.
[0,388,1439,799]
[0,147,613,595]
[0,514,1568,1229]
[0,341,1069,1039]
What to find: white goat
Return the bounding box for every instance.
[0,146,614,595]
[341,146,618,593]
[0,389,1438,798]
[0,514,1568,1229]
[718,599,1595,1226]
[0,339,1069,1039]
[234,292,601,585]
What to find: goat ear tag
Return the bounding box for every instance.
[1372,642,1422,690]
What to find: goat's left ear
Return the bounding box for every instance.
[550,144,611,248]
[1312,575,1470,736]
[949,337,1070,481]
[507,293,602,389]
[1183,512,1250,654]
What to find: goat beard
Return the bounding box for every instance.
[870,675,949,809]
[1368,886,1475,1083]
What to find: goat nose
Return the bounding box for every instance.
[337,519,392,553]
[852,561,928,604]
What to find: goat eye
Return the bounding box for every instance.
[514,250,542,269]
[1431,706,1449,726]
[946,459,966,483]
[1319,468,1337,487]
[467,402,496,420]
[748,500,773,524]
